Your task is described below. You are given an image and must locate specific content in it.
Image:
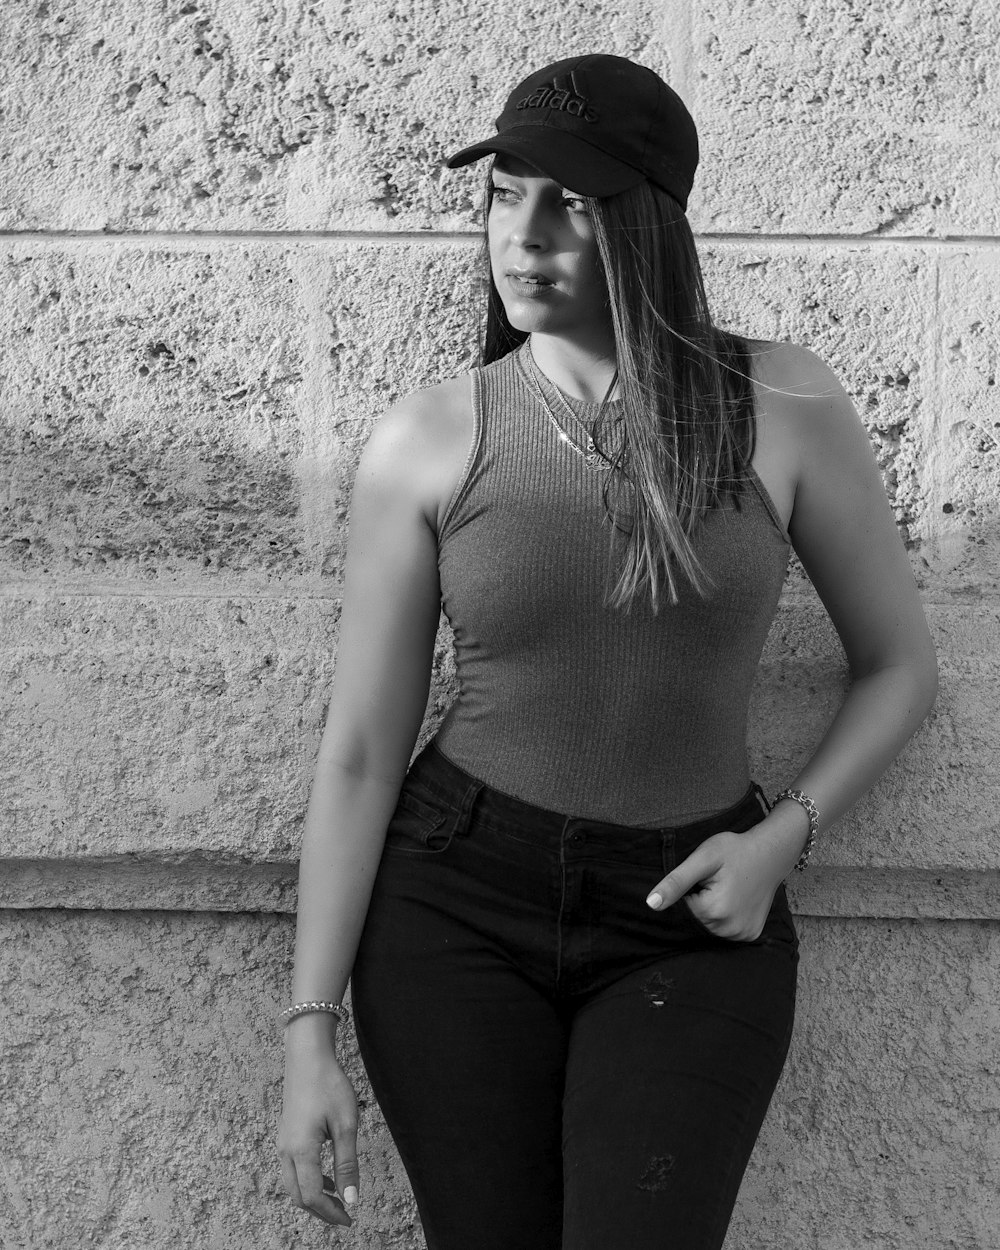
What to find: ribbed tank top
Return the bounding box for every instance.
[434,343,791,825]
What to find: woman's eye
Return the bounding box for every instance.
[491,184,518,203]
[562,195,588,213]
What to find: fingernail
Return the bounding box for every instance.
[646,892,663,910]
[344,1186,358,1206]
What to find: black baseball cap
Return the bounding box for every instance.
[446,54,699,209]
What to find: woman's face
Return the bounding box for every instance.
[487,156,611,346]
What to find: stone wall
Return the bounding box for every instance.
[2,2,998,1247]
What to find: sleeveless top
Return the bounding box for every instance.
[434,343,791,825]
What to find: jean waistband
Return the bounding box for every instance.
[407,740,769,852]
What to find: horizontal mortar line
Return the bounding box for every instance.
[0,584,345,602]
[0,584,991,608]
[3,859,998,917]
[4,229,1000,251]
[700,232,1000,251]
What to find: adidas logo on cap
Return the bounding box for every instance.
[515,71,599,123]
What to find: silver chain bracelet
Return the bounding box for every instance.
[772,788,819,871]
[278,1000,350,1029]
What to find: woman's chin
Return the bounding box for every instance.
[500,302,556,337]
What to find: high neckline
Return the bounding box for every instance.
[518,342,620,422]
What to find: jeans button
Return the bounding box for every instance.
[568,830,585,847]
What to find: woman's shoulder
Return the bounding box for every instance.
[746,338,859,443]
[357,371,475,528]
[382,371,473,437]
[743,339,862,530]
[745,338,842,397]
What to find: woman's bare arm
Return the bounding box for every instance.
[647,344,938,933]
[278,377,471,1225]
[289,409,444,1026]
[769,344,938,827]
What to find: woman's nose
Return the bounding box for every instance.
[510,202,548,250]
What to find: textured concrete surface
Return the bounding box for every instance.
[0,909,421,1250]
[2,910,996,1250]
[3,1,998,236]
[0,592,458,858]
[924,250,1000,588]
[0,594,338,857]
[750,598,1000,871]
[730,916,1000,1250]
[0,244,310,584]
[0,241,477,588]
[690,0,1000,237]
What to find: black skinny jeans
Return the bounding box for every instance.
[352,742,798,1250]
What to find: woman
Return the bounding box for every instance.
[277,53,937,1249]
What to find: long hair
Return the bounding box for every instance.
[479,167,756,610]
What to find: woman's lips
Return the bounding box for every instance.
[506,273,555,298]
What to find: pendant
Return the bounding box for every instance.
[584,438,611,472]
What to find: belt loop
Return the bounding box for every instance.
[454,778,484,837]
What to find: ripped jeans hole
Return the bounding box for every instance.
[637,1155,675,1192]
[639,970,674,1007]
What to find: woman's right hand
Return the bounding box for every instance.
[277,1030,360,1228]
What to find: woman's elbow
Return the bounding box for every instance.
[852,633,938,723]
[902,635,939,725]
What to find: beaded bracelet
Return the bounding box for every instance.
[773,788,819,872]
[279,1000,350,1029]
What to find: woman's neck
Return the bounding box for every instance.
[527,334,618,404]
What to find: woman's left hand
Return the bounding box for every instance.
[645,819,804,941]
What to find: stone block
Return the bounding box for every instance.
[729,916,1000,1250]
[915,248,1000,590]
[749,596,1000,871]
[689,0,1000,237]
[705,240,1000,596]
[0,243,311,585]
[2,910,996,1248]
[300,241,480,581]
[0,592,458,860]
[0,240,481,587]
[0,909,419,1250]
[0,0,671,232]
[0,594,338,858]
[703,242,933,559]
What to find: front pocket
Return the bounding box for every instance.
[679,892,796,949]
[383,788,454,854]
[678,894,736,942]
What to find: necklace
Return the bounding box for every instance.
[518,348,617,473]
